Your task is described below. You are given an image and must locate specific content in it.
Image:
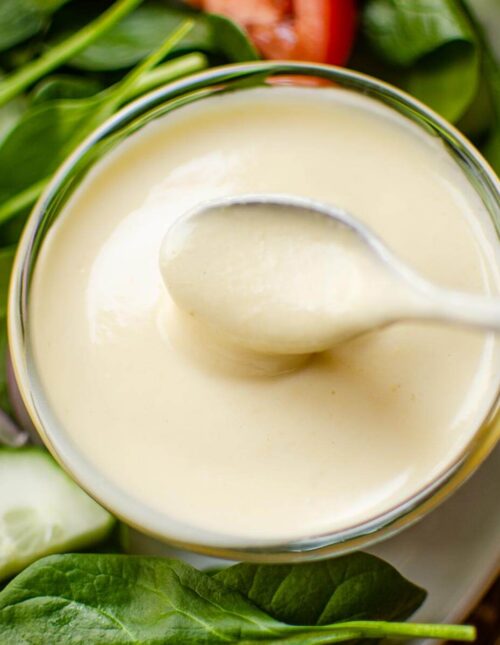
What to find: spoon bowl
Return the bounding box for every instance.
[161,194,500,357]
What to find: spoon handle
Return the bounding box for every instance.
[416,285,500,333]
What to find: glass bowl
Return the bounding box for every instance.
[8,61,500,562]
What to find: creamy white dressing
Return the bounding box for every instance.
[30,88,500,540]
[160,200,419,359]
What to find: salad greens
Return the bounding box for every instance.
[0,43,200,234]
[0,245,15,411]
[481,48,500,172]
[213,553,425,625]
[0,0,71,52]
[461,2,500,173]
[61,1,258,71]
[0,0,144,108]
[0,552,474,644]
[354,0,499,170]
[0,1,496,640]
[361,0,479,122]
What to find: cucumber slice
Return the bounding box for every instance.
[0,447,114,581]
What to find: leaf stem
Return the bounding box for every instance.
[109,19,195,108]
[305,620,476,642]
[0,0,144,108]
[127,53,208,100]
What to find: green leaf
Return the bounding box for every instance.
[0,96,107,209]
[64,1,258,71]
[476,25,500,173]
[363,0,475,66]
[30,50,208,106]
[0,245,15,319]
[0,0,71,52]
[214,552,426,626]
[362,0,480,122]
[0,89,25,145]
[0,554,284,644]
[0,24,201,229]
[0,326,12,413]
[456,0,500,174]
[407,41,478,122]
[0,96,113,231]
[0,245,16,413]
[102,19,194,107]
[457,71,495,139]
[199,12,260,62]
[126,52,208,99]
[0,553,475,645]
[31,75,104,104]
[0,0,145,108]
[482,125,500,174]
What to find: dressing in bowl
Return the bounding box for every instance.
[11,64,500,557]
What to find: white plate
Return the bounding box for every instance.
[128,444,500,631]
[370,445,500,625]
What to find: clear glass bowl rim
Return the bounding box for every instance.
[8,60,500,562]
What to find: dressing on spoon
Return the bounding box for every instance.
[160,195,500,361]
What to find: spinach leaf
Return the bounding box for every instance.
[0,326,11,414]
[126,52,208,99]
[0,96,109,218]
[457,71,495,140]
[0,77,26,143]
[0,0,144,109]
[481,49,500,173]
[215,552,426,627]
[0,0,70,53]
[462,2,500,173]
[0,29,202,228]
[0,553,475,645]
[0,554,305,644]
[0,245,16,413]
[362,0,479,123]
[63,1,258,71]
[203,13,260,63]
[30,49,208,105]
[0,245,15,320]
[449,1,500,173]
[31,75,104,104]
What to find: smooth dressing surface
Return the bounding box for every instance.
[161,200,423,358]
[30,88,500,540]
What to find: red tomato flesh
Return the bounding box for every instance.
[189,0,357,65]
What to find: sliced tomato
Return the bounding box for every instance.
[189,0,357,66]
[192,0,291,26]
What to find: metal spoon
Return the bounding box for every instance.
[161,194,500,355]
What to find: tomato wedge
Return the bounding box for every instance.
[190,1,291,26]
[189,0,357,66]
